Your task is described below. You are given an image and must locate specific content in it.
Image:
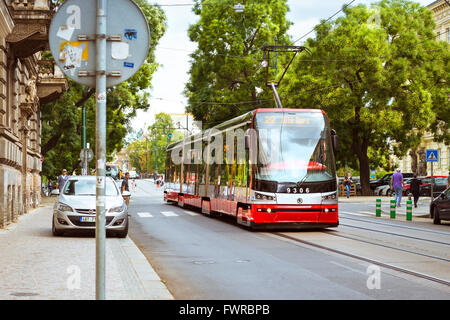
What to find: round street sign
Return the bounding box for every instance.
[49,0,150,88]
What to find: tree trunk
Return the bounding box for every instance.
[359,149,372,196]
[351,106,372,196]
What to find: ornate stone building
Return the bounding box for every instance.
[395,0,449,177]
[0,0,67,228]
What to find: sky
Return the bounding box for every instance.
[130,0,433,133]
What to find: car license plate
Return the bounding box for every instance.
[80,216,96,222]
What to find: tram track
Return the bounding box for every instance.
[323,230,450,262]
[338,221,450,246]
[137,181,450,286]
[273,232,450,287]
[340,213,450,236]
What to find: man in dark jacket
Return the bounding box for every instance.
[121,172,130,207]
[409,173,421,208]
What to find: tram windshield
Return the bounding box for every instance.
[254,112,336,185]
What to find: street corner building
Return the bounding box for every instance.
[0,0,68,228]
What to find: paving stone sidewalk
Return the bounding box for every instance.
[0,203,173,300]
[339,195,432,217]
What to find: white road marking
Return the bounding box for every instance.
[137,212,153,218]
[161,211,178,217]
[340,211,368,216]
[184,210,199,216]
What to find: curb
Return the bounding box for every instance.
[111,236,174,300]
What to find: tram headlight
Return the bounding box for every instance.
[322,192,337,201]
[255,192,276,201]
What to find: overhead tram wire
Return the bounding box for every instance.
[292,0,357,45]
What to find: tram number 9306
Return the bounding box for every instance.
[286,187,310,194]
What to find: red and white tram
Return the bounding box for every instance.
[164,108,339,230]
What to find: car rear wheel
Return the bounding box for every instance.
[433,207,441,225]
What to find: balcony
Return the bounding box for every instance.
[6,0,55,58]
[37,60,68,104]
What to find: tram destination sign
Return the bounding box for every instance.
[49,0,150,88]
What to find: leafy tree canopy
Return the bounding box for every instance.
[280,0,449,194]
[185,0,292,128]
[41,0,167,179]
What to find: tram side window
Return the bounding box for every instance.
[221,133,231,187]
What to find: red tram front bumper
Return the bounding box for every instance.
[239,204,339,229]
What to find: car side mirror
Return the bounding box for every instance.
[331,129,338,152]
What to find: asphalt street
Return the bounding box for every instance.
[127,179,450,300]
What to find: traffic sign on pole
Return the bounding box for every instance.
[49,0,150,300]
[426,149,438,162]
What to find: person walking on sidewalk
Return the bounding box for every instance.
[121,172,130,207]
[390,168,404,207]
[409,173,421,208]
[57,169,69,193]
[344,172,353,198]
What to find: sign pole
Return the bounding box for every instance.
[95,0,107,300]
[431,161,434,198]
[82,106,87,175]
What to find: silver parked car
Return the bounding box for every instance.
[52,175,129,237]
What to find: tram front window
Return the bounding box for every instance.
[254,112,336,186]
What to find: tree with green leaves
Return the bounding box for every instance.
[185,0,292,128]
[280,0,449,195]
[126,113,183,175]
[41,0,167,179]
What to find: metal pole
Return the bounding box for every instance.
[95,0,107,300]
[82,106,87,175]
[154,137,157,174]
[270,83,283,108]
[431,162,434,198]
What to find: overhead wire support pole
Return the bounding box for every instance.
[262,45,311,108]
[95,0,107,301]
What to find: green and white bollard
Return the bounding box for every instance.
[390,199,396,219]
[406,200,412,221]
[376,198,382,217]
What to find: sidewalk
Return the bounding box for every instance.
[0,201,173,300]
[339,195,432,217]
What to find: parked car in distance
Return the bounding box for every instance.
[129,170,139,179]
[52,175,129,237]
[419,176,448,197]
[374,184,390,196]
[403,176,447,197]
[430,187,450,225]
[370,172,414,190]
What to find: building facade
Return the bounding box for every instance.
[395,0,449,177]
[0,0,67,228]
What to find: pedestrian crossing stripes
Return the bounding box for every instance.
[137,212,153,218]
[135,210,201,218]
[161,211,179,217]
